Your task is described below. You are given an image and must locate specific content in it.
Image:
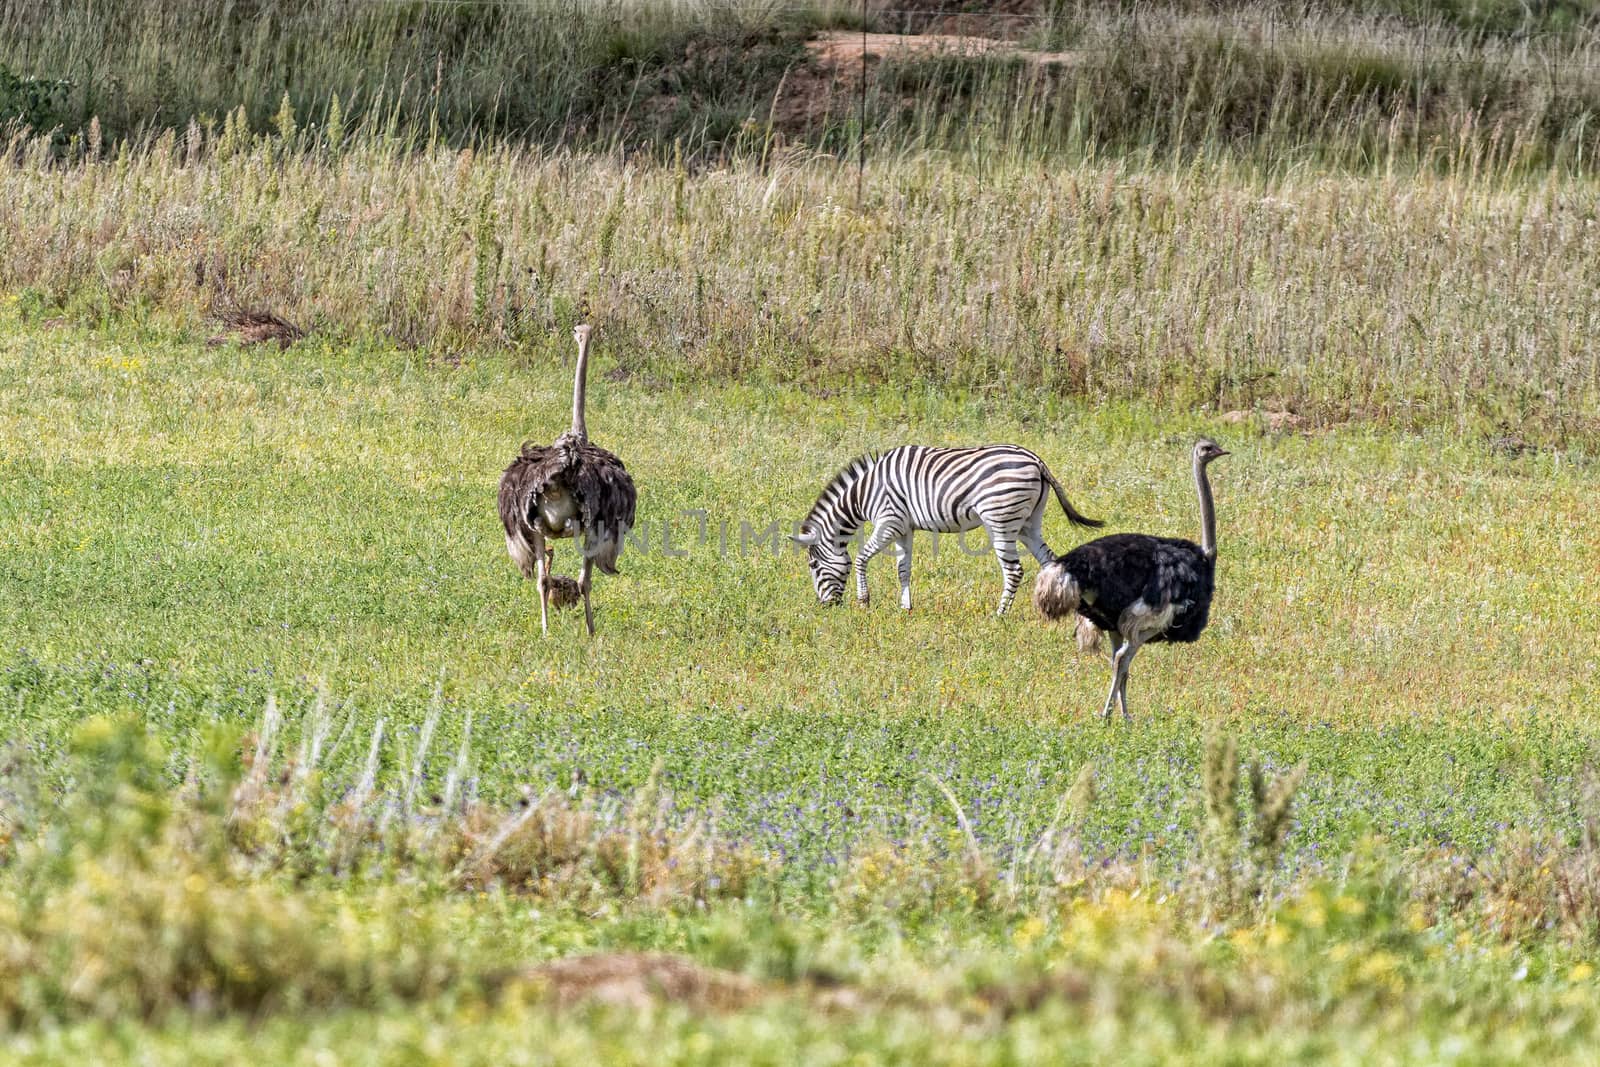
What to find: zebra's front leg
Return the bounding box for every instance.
[893,533,913,611]
[988,530,1024,615]
[855,524,900,607]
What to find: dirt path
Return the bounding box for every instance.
[807,30,1076,67]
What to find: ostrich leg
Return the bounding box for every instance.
[533,531,551,636]
[1115,653,1132,722]
[1103,636,1144,722]
[1100,643,1123,722]
[579,556,596,636]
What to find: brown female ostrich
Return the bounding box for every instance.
[498,324,637,635]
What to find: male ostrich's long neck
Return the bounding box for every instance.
[1195,450,1218,561]
[571,325,592,440]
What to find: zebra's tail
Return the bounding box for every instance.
[1042,467,1104,528]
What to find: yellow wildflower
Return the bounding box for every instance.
[1334,895,1366,916]
[1013,916,1047,949]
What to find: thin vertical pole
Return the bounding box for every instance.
[858,0,866,206]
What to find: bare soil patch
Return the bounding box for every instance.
[807,30,1076,68]
[511,952,764,1012]
[1222,409,1308,433]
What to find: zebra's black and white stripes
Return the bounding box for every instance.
[792,445,1102,614]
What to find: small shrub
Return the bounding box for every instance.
[1199,732,1308,916]
[0,63,68,133]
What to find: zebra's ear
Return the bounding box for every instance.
[790,528,820,547]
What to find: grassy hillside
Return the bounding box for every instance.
[4,0,1600,168]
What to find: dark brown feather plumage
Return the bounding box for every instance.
[498,432,637,576]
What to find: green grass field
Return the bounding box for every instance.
[4,304,1600,1062]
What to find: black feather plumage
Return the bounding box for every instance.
[1052,533,1213,644]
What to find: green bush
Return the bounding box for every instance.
[0,62,68,132]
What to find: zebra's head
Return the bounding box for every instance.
[791,527,849,605]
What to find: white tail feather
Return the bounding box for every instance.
[505,530,537,579]
[1032,560,1081,621]
[1075,616,1103,653]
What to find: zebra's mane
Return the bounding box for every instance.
[804,453,879,531]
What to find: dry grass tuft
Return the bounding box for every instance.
[206,308,304,350]
[451,787,768,906]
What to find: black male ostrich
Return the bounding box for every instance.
[498,324,637,635]
[1033,438,1229,721]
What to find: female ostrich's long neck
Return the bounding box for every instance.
[1195,451,1218,560]
[571,325,592,440]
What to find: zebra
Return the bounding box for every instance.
[791,445,1103,614]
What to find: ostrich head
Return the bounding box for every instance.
[791,527,849,605]
[1194,438,1229,465]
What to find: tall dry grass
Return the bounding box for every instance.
[4,117,1597,440]
[0,0,834,147]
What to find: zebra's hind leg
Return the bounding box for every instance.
[1019,501,1054,564]
[893,532,913,611]
[988,529,1024,615]
[855,522,901,607]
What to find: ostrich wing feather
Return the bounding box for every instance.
[565,437,637,573]
[498,432,638,576]
[1050,534,1214,643]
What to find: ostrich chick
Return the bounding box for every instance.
[542,548,582,611]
